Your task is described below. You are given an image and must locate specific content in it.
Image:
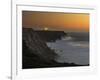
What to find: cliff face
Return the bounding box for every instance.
[22,28,85,69]
[34,31,67,42]
[23,28,57,63]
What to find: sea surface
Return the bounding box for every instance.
[46,32,89,65]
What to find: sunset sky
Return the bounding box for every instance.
[22,11,89,32]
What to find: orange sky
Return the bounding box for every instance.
[22,11,89,32]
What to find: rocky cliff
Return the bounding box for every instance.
[34,30,67,42]
[22,28,86,69]
[23,28,57,61]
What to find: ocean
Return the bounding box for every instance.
[46,32,89,65]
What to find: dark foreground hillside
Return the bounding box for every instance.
[22,28,88,69]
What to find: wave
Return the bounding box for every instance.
[61,36,73,41]
[46,38,89,65]
[68,42,89,48]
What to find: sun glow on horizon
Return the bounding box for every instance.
[44,27,48,31]
[23,11,89,32]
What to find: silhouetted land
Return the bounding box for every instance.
[34,30,67,42]
[22,28,89,69]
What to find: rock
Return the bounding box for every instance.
[23,28,59,68]
[22,28,87,69]
[34,30,67,42]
